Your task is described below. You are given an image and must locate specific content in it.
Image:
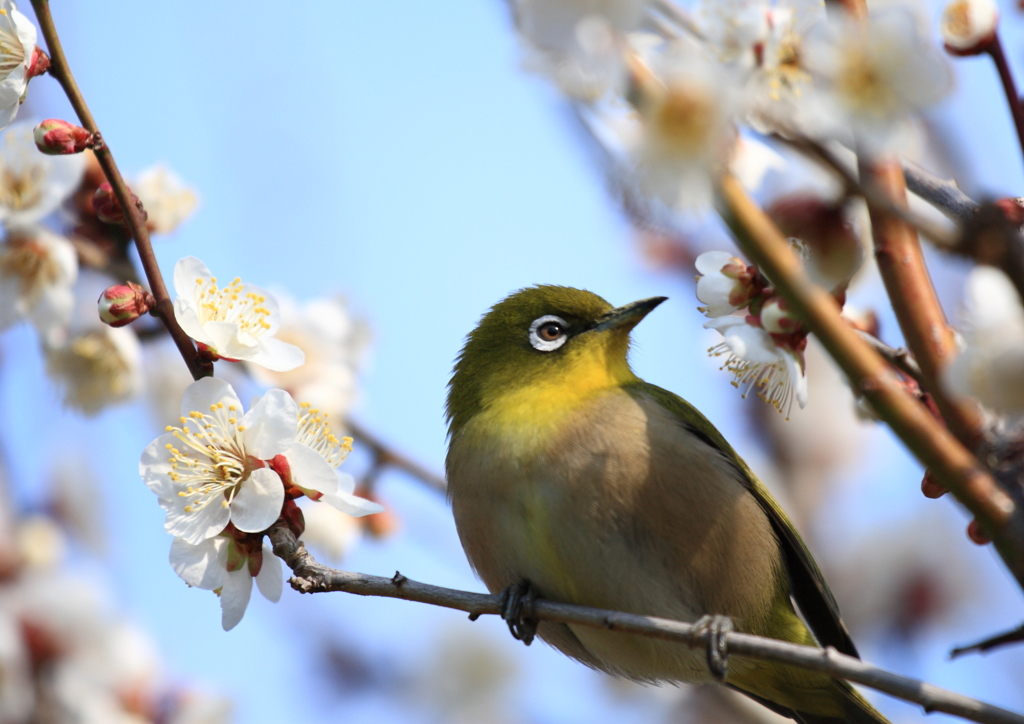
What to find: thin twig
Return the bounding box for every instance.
[714,173,1024,590]
[30,0,210,381]
[951,622,1024,659]
[987,35,1024,169]
[855,330,923,384]
[901,159,979,222]
[345,419,447,494]
[268,525,1024,724]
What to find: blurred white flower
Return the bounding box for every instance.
[802,8,950,155]
[0,608,33,722]
[941,0,998,55]
[514,0,646,54]
[299,499,361,564]
[133,164,198,235]
[0,120,86,227]
[247,293,369,420]
[629,40,739,209]
[706,315,808,415]
[944,265,1024,414]
[44,325,143,415]
[172,256,304,371]
[169,536,281,631]
[0,226,77,342]
[0,2,43,132]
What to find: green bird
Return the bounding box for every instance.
[445,285,887,724]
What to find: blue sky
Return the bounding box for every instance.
[3,1,1024,722]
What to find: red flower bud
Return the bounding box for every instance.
[25,47,50,80]
[33,119,94,155]
[97,281,155,327]
[967,519,991,545]
[94,182,147,226]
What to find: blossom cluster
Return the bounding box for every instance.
[141,377,383,630]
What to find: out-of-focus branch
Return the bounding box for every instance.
[901,159,979,222]
[268,524,1024,724]
[346,419,447,494]
[30,0,211,381]
[772,134,958,247]
[987,35,1024,166]
[855,330,923,385]
[715,173,1024,589]
[951,622,1024,658]
[860,158,985,449]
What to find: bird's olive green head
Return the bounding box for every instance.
[446,285,666,436]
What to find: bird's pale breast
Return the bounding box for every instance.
[446,386,785,682]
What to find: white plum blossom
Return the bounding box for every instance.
[0,226,76,342]
[133,164,198,235]
[695,250,762,318]
[941,0,998,54]
[172,256,304,371]
[802,8,951,155]
[44,325,143,414]
[706,314,808,416]
[247,293,370,420]
[140,378,382,545]
[170,536,281,631]
[630,39,740,210]
[0,120,86,227]
[944,266,1024,414]
[0,2,43,132]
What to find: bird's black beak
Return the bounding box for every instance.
[589,296,667,334]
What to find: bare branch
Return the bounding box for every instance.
[901,159,979,222]
[30,0,211,381]
[951,622,1024,659]
[855,330,923,385]
[268,524,1024,724]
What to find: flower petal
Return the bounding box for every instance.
[169,537,225,590]
[283,442,339,496]
[139,432,184,500]
[203,320,258,360]
[179,377,242,420]
[254,543,282,603]
[173,256,213,301]
[718,321,780,365]
[695,250,738,276]
[173,298,213,345]
[229,468,284,533]
[162,495,231,545]
[321,491,385,517]
[220,567,252,631]
[251,336,305,372]
[241,389,297,458]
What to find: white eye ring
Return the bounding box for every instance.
[529,315,568,352]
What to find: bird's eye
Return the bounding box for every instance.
[529,315,568,352]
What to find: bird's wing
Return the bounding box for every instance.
[630,383,860,659]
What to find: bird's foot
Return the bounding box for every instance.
[499,580,538,646]
[693,614,733,682]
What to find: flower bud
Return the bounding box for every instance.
[33,119,94,155]
[769,195,862,296]
[98,282,154,327]
[941,0,998,56]
[759,296,801,335]
[94,182,147,226]
[26,47,50,79]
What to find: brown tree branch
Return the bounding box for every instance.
[268,524,1024,724]
[714,173,1024,589]
[30,0,210,381]
[901,159,979,223]
[860,158,985,449]
[987,35,1024,167]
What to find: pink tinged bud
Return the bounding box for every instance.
[94,182,148,226]
[941,0,998,56]
[768,195,862,295]
[26,47,50,80]
[967,519,991,545]
[920,471,947,499]
[98,282,155,327]
[34,119,94,155]
[759,296,800,335]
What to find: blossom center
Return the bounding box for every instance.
[192,275,272,339]
[163,401,251,514]
[296,402,352,468]
[652,85,716,155]
[0,237,59,299]
[0,9,25,81]
[835,47,897,117]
